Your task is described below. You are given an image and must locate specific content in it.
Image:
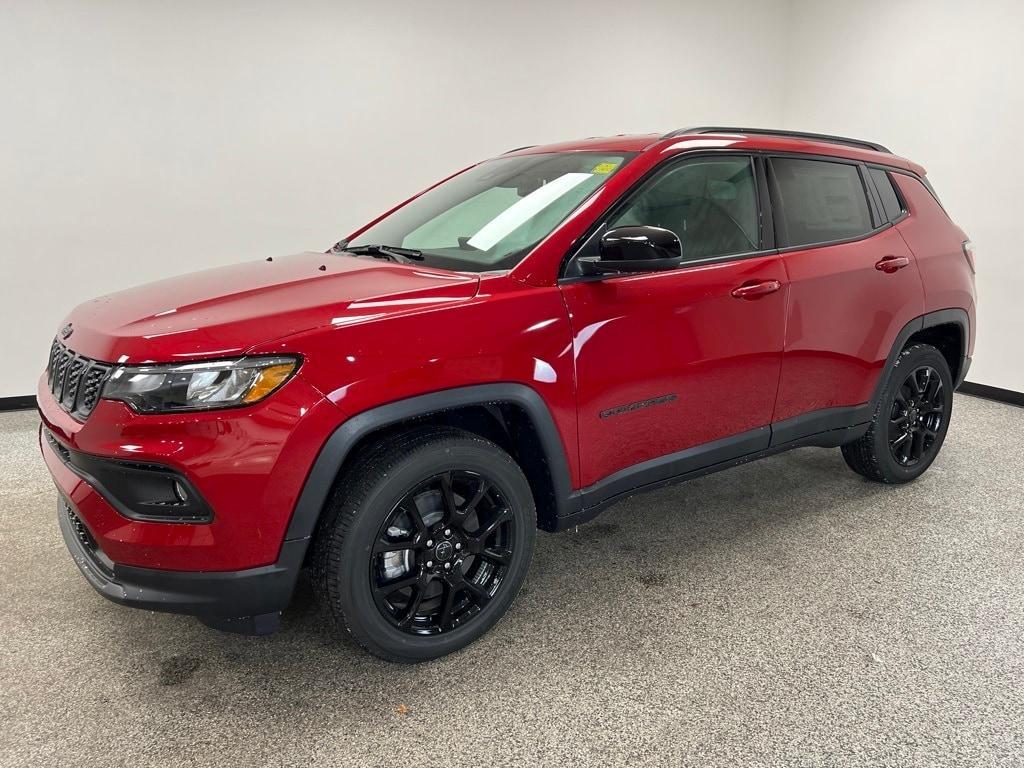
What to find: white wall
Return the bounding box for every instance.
[6,1,1019,398]
[782,0,1024,392]
[0,0,791,398]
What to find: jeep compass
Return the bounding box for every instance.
[39,127,976,662]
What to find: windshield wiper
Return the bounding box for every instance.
[339,244,425,263]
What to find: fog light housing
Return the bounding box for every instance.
[173,479,189,504]
[44,429,213,524]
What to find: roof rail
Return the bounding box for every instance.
[661,126,891,154]
[502,145,536,154]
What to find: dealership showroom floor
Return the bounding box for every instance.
[2,393,1021,766]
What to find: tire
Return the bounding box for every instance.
[842,343,954,483]
[311,426,536,663]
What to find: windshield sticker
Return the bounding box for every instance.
[467,172,593,251]
[591,162,619,174]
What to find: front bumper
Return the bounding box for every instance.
[37,369,341,572]
[57,494,306,633]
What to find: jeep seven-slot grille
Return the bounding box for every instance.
[47,339,113,420]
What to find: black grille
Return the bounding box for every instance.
[47,339,113,421]
[44,429,71,462]
[61,498,98,552]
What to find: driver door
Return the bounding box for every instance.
[559,154,788,491]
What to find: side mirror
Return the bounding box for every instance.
[578,226,683,276]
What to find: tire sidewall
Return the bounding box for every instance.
[872,346,954,482]
[334,440,535,662]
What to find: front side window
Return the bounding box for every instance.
[606,155,759,263]
[344,152,633,272]
[771,157,873,247]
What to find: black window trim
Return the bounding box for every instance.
[865,164,910,225]
[766,153,892,253]
[854,159,943,218]
[862,163,887,228]
[558,150,775,283]
[557,148,933,282]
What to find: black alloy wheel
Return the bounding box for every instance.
[842,343,954,484]
[888,365,946,466]
[371,470,515,635]
[312,427,536,663]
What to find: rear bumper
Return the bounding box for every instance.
[57,495,306,634]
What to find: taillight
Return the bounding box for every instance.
[962,240,975,273]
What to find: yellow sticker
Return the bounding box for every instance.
[591,162,618,174]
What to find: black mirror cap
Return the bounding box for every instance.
[580,226,683,275]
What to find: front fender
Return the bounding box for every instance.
[281,382,577,543]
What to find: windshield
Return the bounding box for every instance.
[343,152,634,272]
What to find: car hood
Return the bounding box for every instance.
[60,252,481,364]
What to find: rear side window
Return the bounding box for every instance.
[869,168,905,222]
[771,157,873,247]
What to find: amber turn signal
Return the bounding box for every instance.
[242,362,298,404]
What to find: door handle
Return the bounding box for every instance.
[875,255,911,273]
[731,279,781,300]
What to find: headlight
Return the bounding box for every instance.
[102,356,299,413]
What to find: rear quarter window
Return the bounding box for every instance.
[869,167,906,222]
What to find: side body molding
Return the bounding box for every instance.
[283,383,577,544]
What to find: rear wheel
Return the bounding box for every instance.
[842,343,953,483]
[312,427,536,663]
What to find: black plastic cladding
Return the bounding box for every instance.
[43,428,213,524]
[287,307,968,538]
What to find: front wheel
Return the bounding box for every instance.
[312,427,536,663]
[842,343,953,483]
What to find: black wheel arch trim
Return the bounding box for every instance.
[874,308,971,399]
[283,383,577,543]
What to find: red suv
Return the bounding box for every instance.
[40,127,976,662]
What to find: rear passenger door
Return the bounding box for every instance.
[768,156,924,437]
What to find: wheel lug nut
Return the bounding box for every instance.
[444,562,451,570]
[426,560,433,568]
[426,539,433,547]
[455,542,462,550]
[444,528,451,537]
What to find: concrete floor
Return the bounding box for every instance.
[1,394,1022,767]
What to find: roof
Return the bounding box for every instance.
[503,134,662,155]
[505,128,925,176]
[662,126,891,153]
